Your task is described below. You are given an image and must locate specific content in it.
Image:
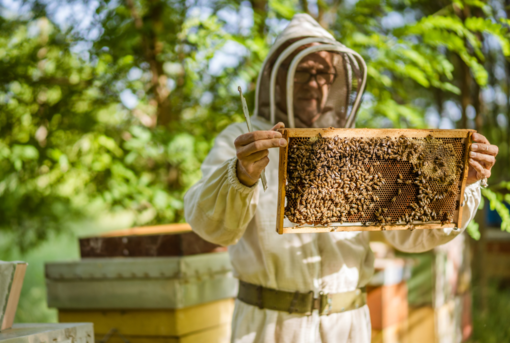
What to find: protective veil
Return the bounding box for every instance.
[254,15,366,129]
[184,14,481,343]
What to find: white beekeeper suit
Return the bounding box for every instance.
[184,14,481,343]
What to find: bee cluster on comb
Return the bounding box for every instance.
[283,134,467,230]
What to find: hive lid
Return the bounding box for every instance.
[368,258,411,286]
[79,223,226,258]
[45,253,232,281]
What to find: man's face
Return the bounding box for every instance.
[276,49,336,127]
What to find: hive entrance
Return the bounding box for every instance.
[277,129,473,234]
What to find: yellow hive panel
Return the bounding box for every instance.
[93,323,230,343]
[58,299,234,337]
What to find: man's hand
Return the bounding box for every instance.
[467,132,498,185]
[235,122,287,187]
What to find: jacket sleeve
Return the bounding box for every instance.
[383,181,481,253]
[183,124,259,246]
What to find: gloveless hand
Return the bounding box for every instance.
[467,132,498,185]
[235,122,287,187]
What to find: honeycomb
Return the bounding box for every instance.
[284,134,467,228]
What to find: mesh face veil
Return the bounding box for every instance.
[253,15,367,129]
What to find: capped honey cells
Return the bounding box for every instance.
[284,134,466,228]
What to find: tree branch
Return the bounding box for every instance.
[300,0,311,15]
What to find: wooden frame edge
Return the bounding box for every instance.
[276,128,474,234]
[97,223,192,237]
[457,131,475,229]
[282,223,456,234]
[284,128,475,139]
[276,130,289,234]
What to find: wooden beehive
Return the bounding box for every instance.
[79,223,226,258]
[276,128,474,234]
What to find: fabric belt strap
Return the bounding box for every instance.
[237,280,367,316]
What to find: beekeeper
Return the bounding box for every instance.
[184,14,497,343]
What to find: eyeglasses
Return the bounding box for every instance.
[294,71,337,85]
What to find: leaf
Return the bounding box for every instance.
[11,145,39,160]
[467,220,480,240]
[482,189,510,233]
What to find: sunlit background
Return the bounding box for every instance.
[0,0,509,342]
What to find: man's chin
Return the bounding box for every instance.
[296,99,318,107]
[296,112,321,128]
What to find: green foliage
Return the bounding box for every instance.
[1,0,510,249]
[468,282,510,342]
[467,219,481,240]
[482,187,510,232]
[0,2,243,252]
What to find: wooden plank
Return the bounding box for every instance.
[367,281,408,330]
[59,299,234,337]
[282,223,456,234]
[46,276,238,310]
[276,130,289,234]
[93,323,230,343]
[0,323,94,343]
[457,131,474,229]
[96,223,192,238]
[283,128,474,138]
[485,253,510,278]
[0,262,27,331]
[45,253,232,280]
[371,322,409,343]
[405,307,436,343]
[80,232,226,258]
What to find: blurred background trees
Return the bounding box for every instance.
[1,0,510,335]
[1,0,509,252]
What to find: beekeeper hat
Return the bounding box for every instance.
[253,14,367,128]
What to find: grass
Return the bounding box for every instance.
[467,281,510,343]
[0,212,134,323]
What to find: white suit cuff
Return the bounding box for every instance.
[227,157,259,194]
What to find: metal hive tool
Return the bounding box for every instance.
[276,128,474,234]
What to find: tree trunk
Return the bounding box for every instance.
[126,0,172,127]
[300,0,310,14]
[250,0,268,37]
[454,4,471,129]
[459,58,471,129]
[505,0,510,170]
[434,87,444,127]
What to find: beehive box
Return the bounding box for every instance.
[277,128,474,234]
[367,258,410,330]
[79,224,226,258]
[59,299,234,343]
[395,232,470,308]
[371,295,470,343]
[45,253,237,309]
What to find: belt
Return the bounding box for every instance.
[237,280,366,316]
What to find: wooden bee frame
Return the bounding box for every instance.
[276,128,475,234]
